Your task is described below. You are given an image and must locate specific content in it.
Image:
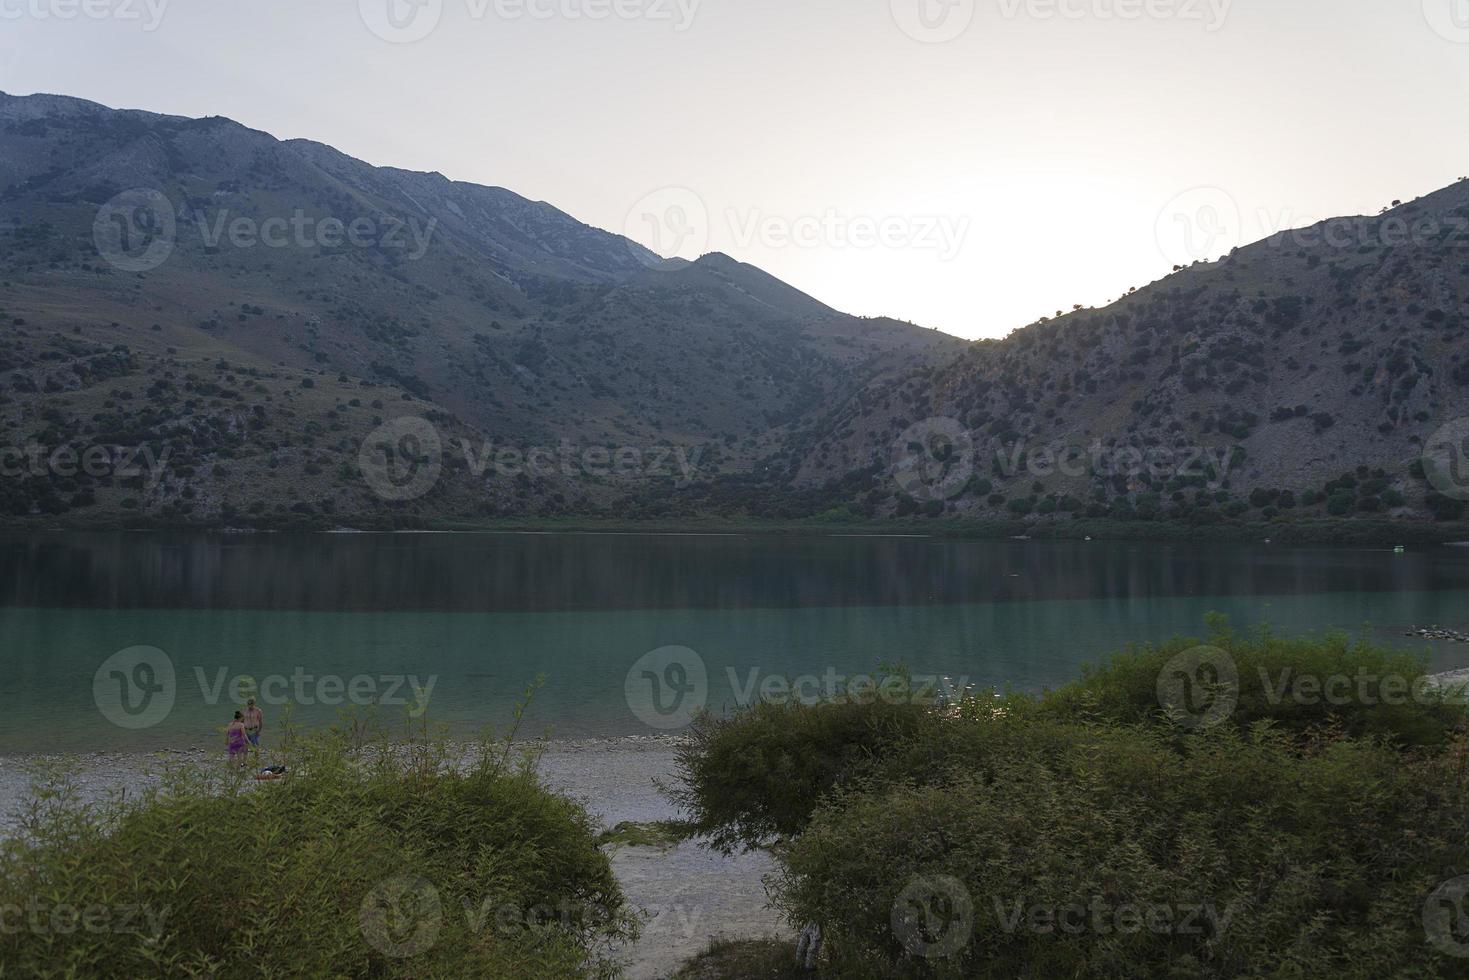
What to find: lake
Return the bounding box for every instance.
[2,531,1467,754]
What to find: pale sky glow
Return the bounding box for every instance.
[3,0,1468,338]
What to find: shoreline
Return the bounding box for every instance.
[9,669,1469,975]
[4,516,1469,547]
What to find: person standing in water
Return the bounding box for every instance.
[243,698,264,756]
[226,711,249,767]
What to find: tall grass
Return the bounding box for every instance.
[0,716,635,978]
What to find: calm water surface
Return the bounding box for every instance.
[1,532,1467,753]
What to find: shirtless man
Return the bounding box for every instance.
[243,698,264,755]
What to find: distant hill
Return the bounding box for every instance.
[0,92,961,524]
[788,178,1469,528]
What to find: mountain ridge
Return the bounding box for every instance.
[0,91,964,523]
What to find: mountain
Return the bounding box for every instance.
[0,91,961,524]
[789,178,1469,527]
[2,90,1465,531]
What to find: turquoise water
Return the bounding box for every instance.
[1,533,1466,753]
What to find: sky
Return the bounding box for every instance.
[3,0,1468,339]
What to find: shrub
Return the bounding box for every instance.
[673,685,935,853]
[776,721,1469,979]
[1043,621,1465,746]
[0,722,634,978]
[669,625,1469,978]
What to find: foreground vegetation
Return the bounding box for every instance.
[0,721,635,978]
[675,623,1469,977]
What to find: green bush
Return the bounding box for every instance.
[1042,620,1466,747]
[676,625,1469,977]
[673,685,934,853]
[777,721,1469,978]
[0,722,634,978]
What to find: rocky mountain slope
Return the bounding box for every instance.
[1,90,1465,530]
[0,92,959,523]
[789,179,1469,527]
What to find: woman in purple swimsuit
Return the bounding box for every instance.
[226,711,249,766]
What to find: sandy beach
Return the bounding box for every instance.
[0,736,786,980]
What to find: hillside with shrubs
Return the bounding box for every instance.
[1,89,1467,531]
[790,179,1469,529]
